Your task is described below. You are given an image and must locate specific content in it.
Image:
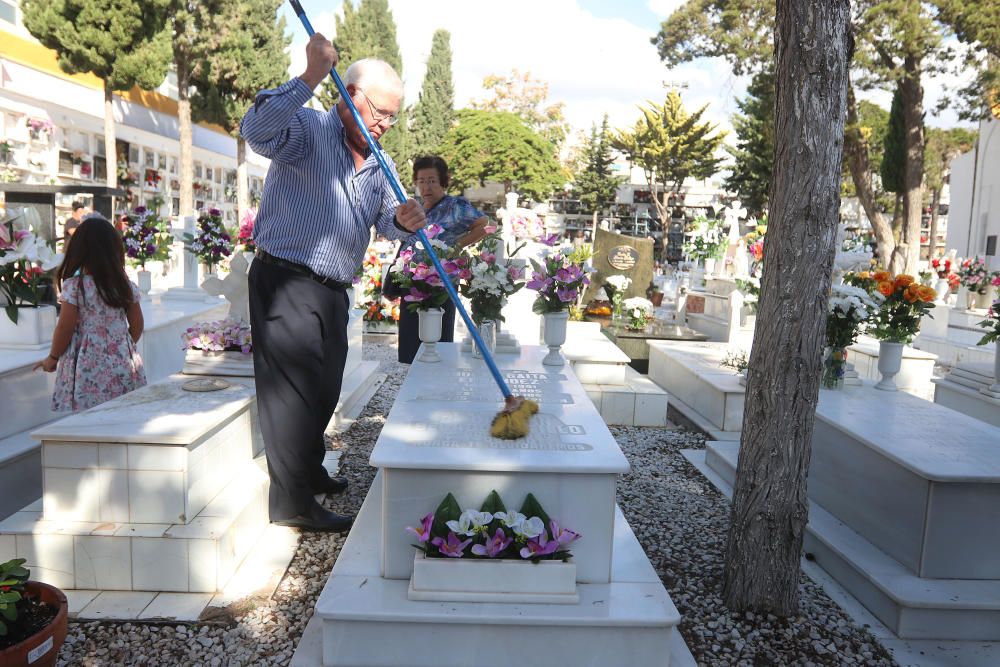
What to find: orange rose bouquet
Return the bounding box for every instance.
[870,273,936,343]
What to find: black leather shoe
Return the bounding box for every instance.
[315,475,349,495]
[273,503,354,532]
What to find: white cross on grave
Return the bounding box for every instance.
[201,252,250,322]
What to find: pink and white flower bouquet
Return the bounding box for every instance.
[459,232,526,325]
[407,490,579,561]
[389,224,468,312]
[958,256,993,295]
[507,211,544,241]
[181,318,252,354]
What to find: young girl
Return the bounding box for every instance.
[34,213,147,412]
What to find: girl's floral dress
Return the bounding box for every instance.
[52,275,147,412]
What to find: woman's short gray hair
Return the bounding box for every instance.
[344,58,403,96]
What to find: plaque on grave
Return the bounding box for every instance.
[585,228,654,301]
[607,245,639,271]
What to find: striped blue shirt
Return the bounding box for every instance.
[240,77,411,282]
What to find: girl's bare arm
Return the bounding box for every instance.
[126,301,144,343]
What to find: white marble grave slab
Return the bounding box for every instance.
[371,343,628,583]
[32,375,254,445]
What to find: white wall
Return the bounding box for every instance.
[947,117,1000,269]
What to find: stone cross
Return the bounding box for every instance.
[202,252,250,322]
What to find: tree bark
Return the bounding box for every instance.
[174,28,194,220]
[722,0,851,615]
[898,55,925,274]
[237,137,249,222]
[928,187,941,259]
[104,84,117,193]
[844,83,893,269]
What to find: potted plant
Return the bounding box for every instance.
[0,216,62,346]
[975,298,1000,395]
[0,559,68,667]
[720,348,750,385]
[958,256,995,310]
[526,243,592,366]
[26,118,53,143]
[122,205,173,297]
[181,317,252,375]
[869,272,936,391]
[184,208,232,277]
[0,140,13,164]
[406,490,580,604]
[459,231,525,358]
[823,284,882,389]
[389,226,466,363]
[623,296,654,331]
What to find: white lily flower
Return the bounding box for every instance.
[513,516,545,539]
[493,511,526,529]
[446,509,493,536]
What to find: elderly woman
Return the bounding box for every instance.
[390,155,490,363]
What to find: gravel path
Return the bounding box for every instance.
[57,342,896,666]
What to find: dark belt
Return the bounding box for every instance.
[256,250,351,291]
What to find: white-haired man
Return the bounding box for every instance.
[240,35,425,532]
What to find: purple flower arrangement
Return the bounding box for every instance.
[406,490,579,561]
[181,318,252,354]
[526,247,592,315]
[184,208,233,271]
[389,224,469,312]
[122,206,173,269]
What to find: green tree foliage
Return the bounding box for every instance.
[651,0,772,76]
[880,87,906,195]
[841,100,892,212]
[931,0,1000,120]
[724,66,774,218]
[436,110,563,202]
[612,92,725,228]
[191,0,289,220]
[409,29,455,159]
[471,70,569,151]
[317,0,410,183]
[573,115,622,214]
[22,0,172,188]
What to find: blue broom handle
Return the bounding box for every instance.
[288,0,513,400]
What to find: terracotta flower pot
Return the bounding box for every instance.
[0,581,68,667]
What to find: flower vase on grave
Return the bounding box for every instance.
[974,286,994,310]
[874,341,904,391]
[542,310,569,366]
[704,257,717,276]
[203,264,217,281]
[417,307,444,362]
[137,269,152,300]
[72,163,81,178]
[472,319,496,359]
[934,278,951,303]
[821,346,847,390]
[611,292,624,322]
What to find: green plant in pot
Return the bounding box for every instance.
[0,559,69,666]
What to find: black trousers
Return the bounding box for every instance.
[397,299,456,364]
[249,259,349,521]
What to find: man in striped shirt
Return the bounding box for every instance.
[241,34,426,532]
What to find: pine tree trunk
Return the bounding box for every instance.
[175,36,194,219]
[237,137,249,222]
[899,55,925,274]
[889,194,907,274]
[104,84,118,192]
[928,187,941,259]
[844,83,892,268]
[722,0,851,615]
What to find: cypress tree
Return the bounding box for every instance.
[574,115,621,214]
[191,0,290,221]
[880,85,906,238]
[724,66,775,218]
[21,0,172,190]
[315,0,410,185]
[409,29,455,159]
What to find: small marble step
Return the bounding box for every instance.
[582,367,669,426]
[0,457,271,593]
[699,441,1000,640]
[562,321,631,385]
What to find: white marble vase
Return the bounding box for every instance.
[874,341,904,391]
[137,269,152,300]
[0,304,56,349]
[542,310,569,366]
[974,287,994,311]
[934,278,950,303]
[417,307,444,362]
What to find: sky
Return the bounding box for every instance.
[278,0,973,156]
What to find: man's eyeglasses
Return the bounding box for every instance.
[357,89,398,126]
